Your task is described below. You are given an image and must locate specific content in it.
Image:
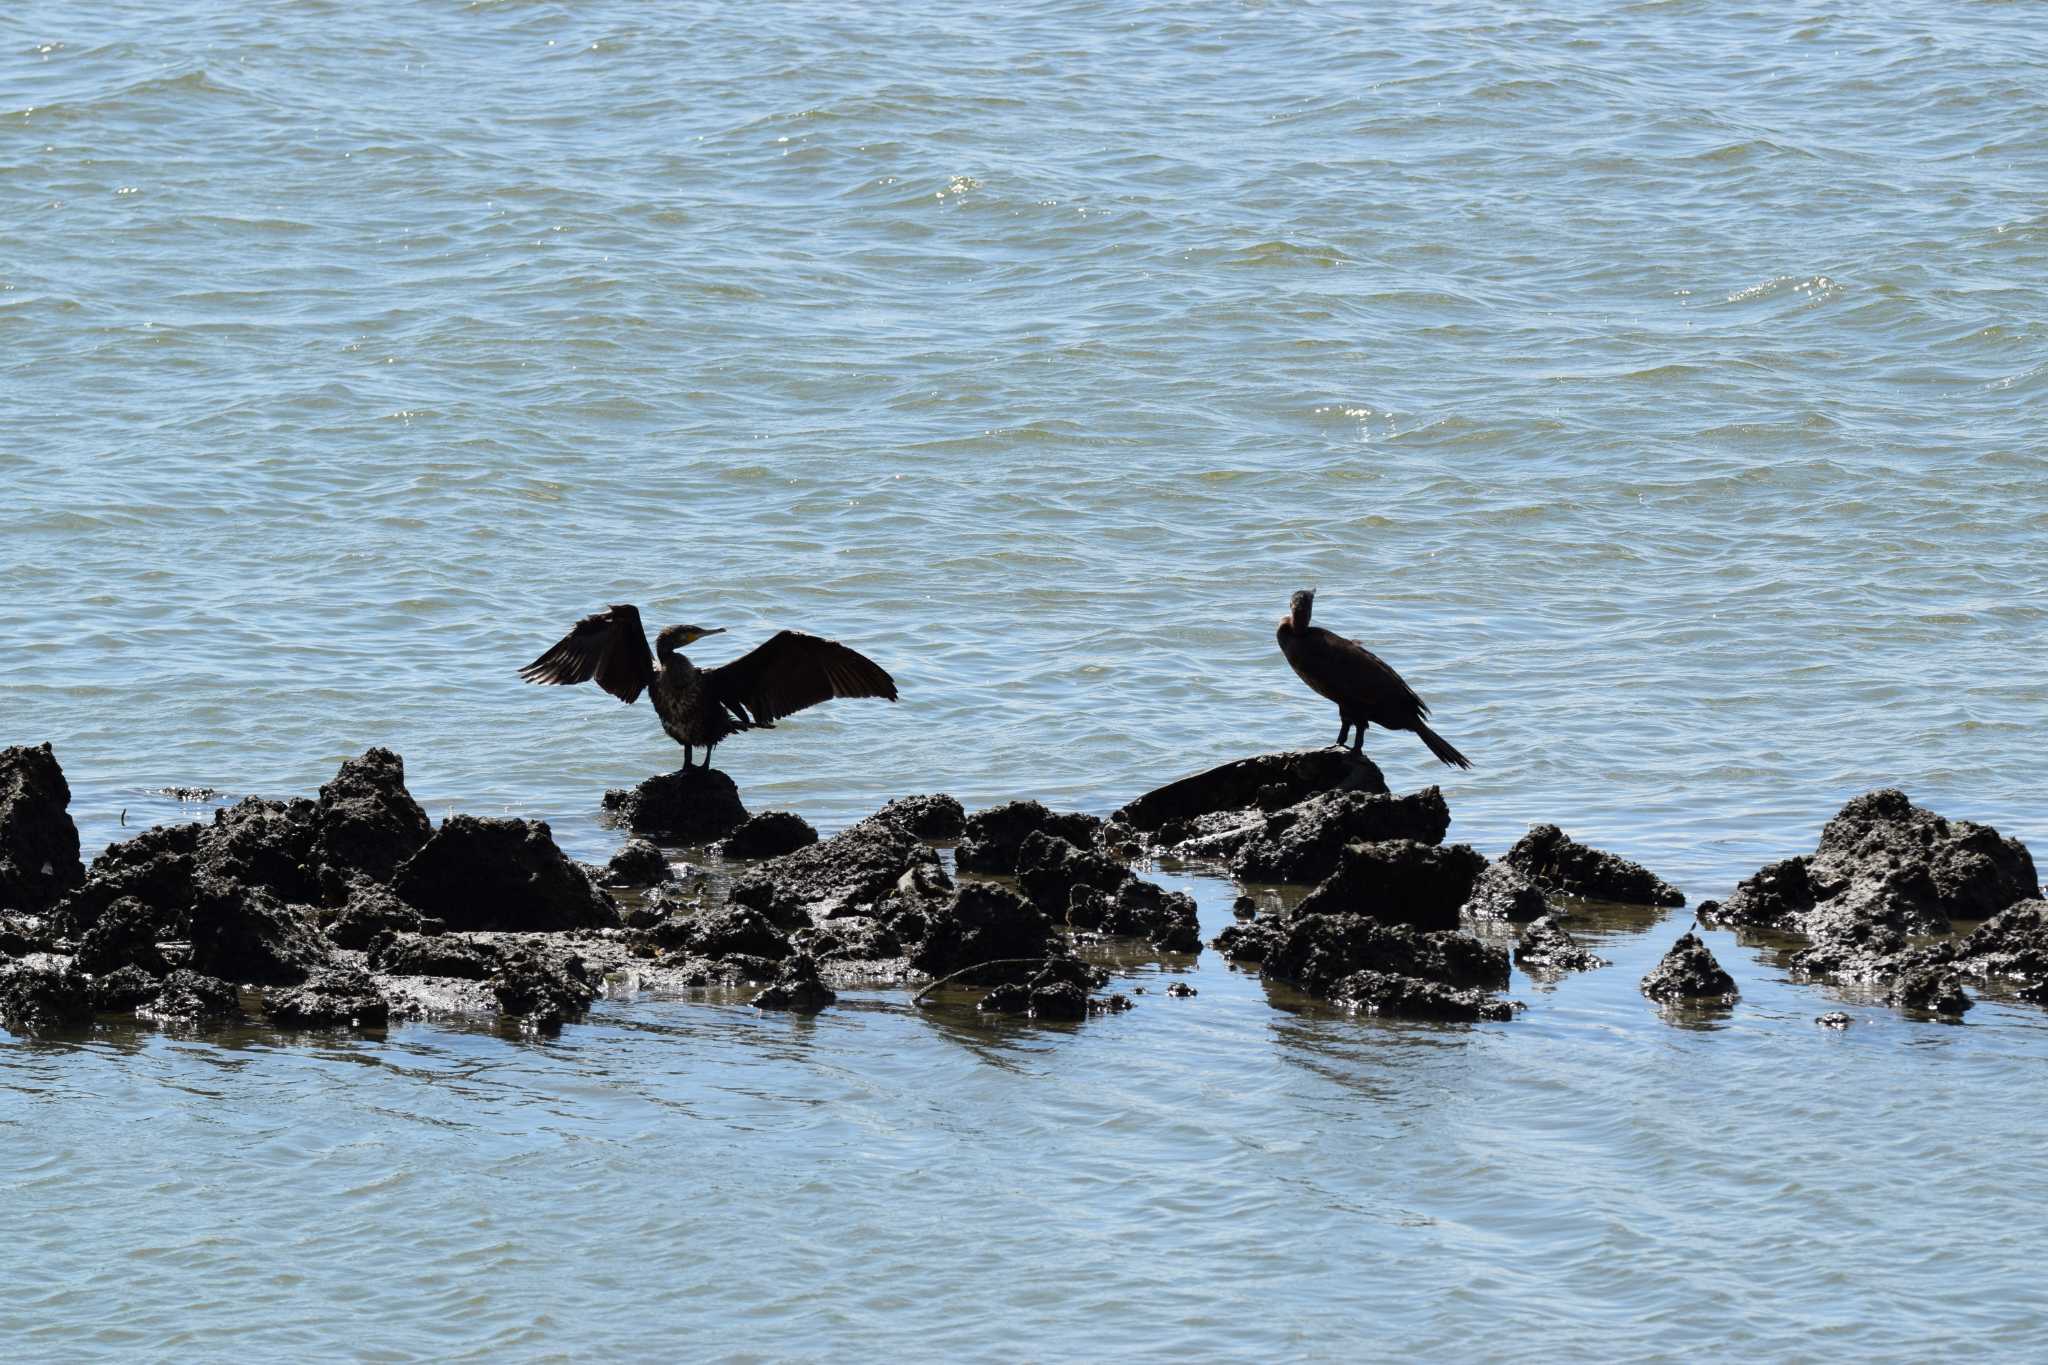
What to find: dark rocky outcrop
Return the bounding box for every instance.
[50,820,202,939]
[722,811,819,860]
[752,953,836,1013]
[1505,825,1684,907]
[642,905,793,962]
[729,818,946,928]
[1640,933,1736,1003]
[601,767,748,842]
[311,748,432,886]
[1952,900,2048,987]
[910,882,1054,982]
[320,882,429,950]
[72,897,171,976]
[1113,749,1388,833]
[0,743,84,913]
[977,957,1104,1021]
[1067,879,1202,954]
[489,944,598,1029]
[1513,914,1607,973]
[0,964,94,1034]
[198,797,323,906]
[0,913,51,958]
[1293,840,1487,931]
[90,964,162,1011]
[368,932,497,980]
[393,816,619,933]
[266,967,391,1029]
[801,915,906,964]
[1886,962,1971,1016]
[602,839,673,888]
[954,801,1104,875]
[1015,831,1128,915]
[1223,787,1451,884]
[187,881,327,986]
[1216,910,1511,1022]
[867,794,966,840]
[1461,861,1550,924]
[139,970,244,1025]
[1711,790,2036,938]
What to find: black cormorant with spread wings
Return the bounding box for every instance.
[1275,589,1472,769]
[519,604,897,769]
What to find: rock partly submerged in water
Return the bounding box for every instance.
[1294,840,1488,931]
[1113,749,1389,834]
[1461,860,1551,924]
[1217,909,1511,1022]
[601,767,749,843]
[721,811,820,860]
[0,963,94,1035]
[977,956,1107,1021]
[752,952,836,1013]
[1640,933,1737,1003]
[1205,787,1451,884]
[393,815,620,933]
[602,838,674,888]
[267,966,391,1029]
[1505,825,1685,908]
[730,815,947,928]
[954,800,1104,875]
[0,743,84,914]
[1513,914,1607,973]
[1707,789,2036,938]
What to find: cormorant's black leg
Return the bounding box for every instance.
[1336,720,1351,748]
[682,745,694,771]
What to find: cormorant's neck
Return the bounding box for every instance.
[656,642,696,676]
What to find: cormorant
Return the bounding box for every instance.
[1275,589,1472,769]
[519,604,897,769]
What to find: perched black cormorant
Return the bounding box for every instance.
[520,604,896,769]
[1275,589,1472,769]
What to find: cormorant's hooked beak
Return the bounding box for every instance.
[694,627,726,643]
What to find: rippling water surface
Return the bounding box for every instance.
[5,2,2047,1357]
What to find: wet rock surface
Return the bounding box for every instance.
[954,800,1104,875]
[267,967,391,1029]
[1293,840,1487,931]
[868,794,966,840]
[752,953,836,1013]
[394,815,619,933]
[72,897,171,976]
[911,882,1054,982]
[1216,905,1511,1023]
[0,963,95,1034]
[0,912,52,958]
[1209,787,1451,883]
[320,882,430,949]
[1709,790,2036,938]
[140,970,244,1024]
[721,811,820,860]
[1113,749,1388,833]
[489,943,598,1029]
[1461,861,1550,924]
[1640,933,1737,1003]
[730,816,946,927]
[311,747,433,886]
[602,838,674,888]
[1513,915,1608,973]
[1506,825,1684,908]
[641,904,793,962]
[0,743,84,913]
[187,882,329,985]
[977,956,1106,1021]
[369,931,498,980]
[601,766,749,842]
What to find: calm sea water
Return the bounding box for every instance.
[5,2,2046,1357]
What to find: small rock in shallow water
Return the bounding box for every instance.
[1513,914,1607,973]
[867,794,966,840]
[1886,963,1971,1016]
[1640,933,1737,1003]
[954,800,1104,875]
[603,838,673,888]
[601,766,749,842]
[394,815,619,933]
[267,967,390,1029]
[722,811,820,860]
[1816,1012,1852,1029]
[1462,860,1550,924]
[1506,824,1684,907]
[90,963,162,1011]
[1232,896,1257,919]
[139,969,243,1024]
[1113,749,1387,832]
[752,953,836,1013]
[1165,981,1196,998]
[0,964,93,1034]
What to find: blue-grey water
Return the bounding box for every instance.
[5,1,2047,1357]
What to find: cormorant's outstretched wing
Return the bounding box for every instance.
[705,630,897,725]
[518,604,654,704]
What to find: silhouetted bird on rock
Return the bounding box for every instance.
[1275,589,1472,769]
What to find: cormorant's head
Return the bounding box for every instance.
[657,624,725,651]
[1287,589,1315,632]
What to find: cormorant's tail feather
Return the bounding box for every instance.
[1414,721,1473,770]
